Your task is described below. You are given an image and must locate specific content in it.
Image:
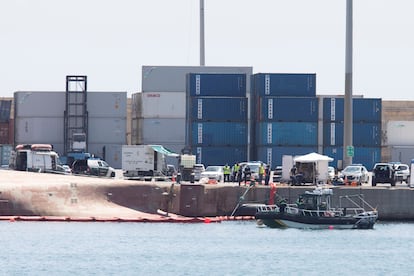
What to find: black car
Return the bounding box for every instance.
[372,163,396,186]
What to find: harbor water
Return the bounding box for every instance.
[1,220,413,275]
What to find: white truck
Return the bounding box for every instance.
[9,144,59,172]
[122,145,178,177]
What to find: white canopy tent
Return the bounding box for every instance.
[294,152,334,184]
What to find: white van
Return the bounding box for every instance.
[72,158,116,177]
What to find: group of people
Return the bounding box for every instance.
[222,162,272,186]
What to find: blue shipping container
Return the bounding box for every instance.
[256,122,318,146]
[191,122,247,146]
[187,73,247,97]
[0,144,12,166]
[323,122,381,146]
[257,97,318,122]
[256,146,318,167]
[0,100,12,122]
[190,97,248,122]
[323,97,382,122]
[252,73,316,97]
[323,146,381,170]
[193,146,248,167]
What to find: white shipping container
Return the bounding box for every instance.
[15,92,66,117]
[137,118,185,144]
[15,117,64,144]
[386,121,414,146]
[87,92,127,118]
[136,92,186,118]
[88,117,126,144]
[142,66,253,92]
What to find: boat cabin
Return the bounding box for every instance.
[296,188,333,211]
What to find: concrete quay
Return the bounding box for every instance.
[1,169,413,221]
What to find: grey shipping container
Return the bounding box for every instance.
[187,73,247,97]
[88,143,122,169]
[0,100,12,122]
[137,118,186,144]
[142,65,253,92]
[0,144,12,166]
[88,117,126,144]
[136,92,186,118]
[15,117,64,144]
[14,92,66,117]
[87,92,127,118]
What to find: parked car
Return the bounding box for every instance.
[239,161,267,181]
[200,166,224,182]
[72,158,116,178]
[394,163,410,183]
[273,166,282,182]
[56,164,72,174]
[328,166,335,181]
[339,164,369,184]
[372,163,396,186]
[194,164,205,181]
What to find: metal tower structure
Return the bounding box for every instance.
[64,75,88,155]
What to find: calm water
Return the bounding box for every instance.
[1,220,413,275]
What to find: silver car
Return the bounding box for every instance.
[394,163,410,183]
[339,164,369,184]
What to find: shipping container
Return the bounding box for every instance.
[142,65,253,92]
[88,143,122,169]
[15,117,64,144]
[256,146,318,167]
[88,117,126,144]
[256,122,318,146]
[193,146,248,167]
[385,121,414,146]
[131,93,141,118]
[322,97,382,122]
[0,144,12,166]
[87,92,127,118]
[252,73,316,97]
[0,122,10,144]
[0,100,12,122]
[136,92,186,118]
[14,92,66,117]
[187,73,247,97]
[189,97,248,122]
[323,122,381,146]
[190,122,248,146]
[390,146,414,167]
[323,146,381,170]
[256,97,318,122]
[137,118,186,144]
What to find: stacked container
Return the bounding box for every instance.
[187,73,249,166]
[0,99,13,146]
[133,66,253,167]
[321,97,382,169]
[252,73,318,167]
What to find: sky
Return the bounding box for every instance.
[1,0,413,100]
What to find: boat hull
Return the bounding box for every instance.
[256,212,376,230]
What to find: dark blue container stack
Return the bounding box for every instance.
[322,97,382,169]
[252,73,318,167]
[186,73,248,166]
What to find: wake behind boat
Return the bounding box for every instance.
[255,187,378,229]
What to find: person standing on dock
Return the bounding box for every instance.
[232,162,239,182]
[258,162,265,185]
[244,165,251,185]
[237,165,243,186]
[223,164,231,182]
[264,165,270,186]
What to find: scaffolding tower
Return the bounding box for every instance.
[64,75,88,155]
